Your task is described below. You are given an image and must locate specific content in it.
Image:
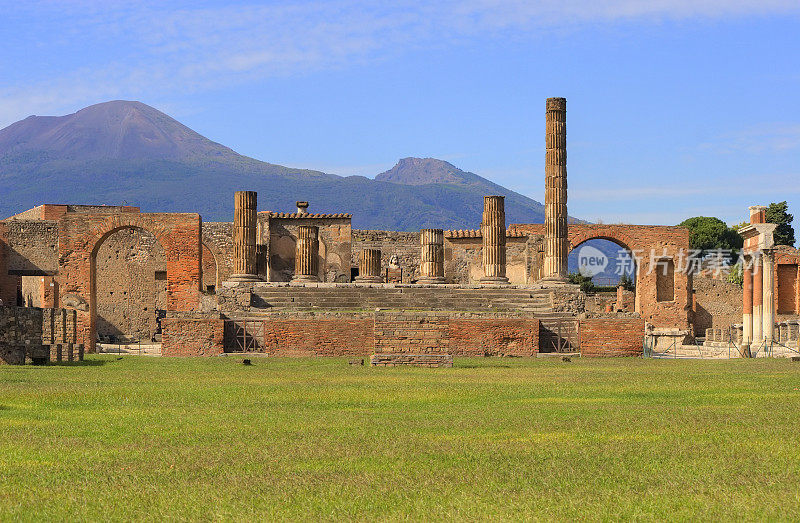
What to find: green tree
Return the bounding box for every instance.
[619,273,635,291]
[678,216,743,255]
[568,272,595,293]
[727,262,743,287]
[765,201,795,247]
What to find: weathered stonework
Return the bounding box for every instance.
[480,196,509,284]
[229,191,259,282]
[293,225,320,282]
[543,97,569,281]
[354,248,382,283]
[418,229,445,284]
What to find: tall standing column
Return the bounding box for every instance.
[763,250,775,344]
[753,255,763,345]
[292,225,319,282]
[355,248,383,283]
[742,259,753,347]
[229,191,260,282]
[418,229,445,284]
[480,195,509,284]
[543,97,569,281]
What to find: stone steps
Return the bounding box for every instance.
[246,286,553,312]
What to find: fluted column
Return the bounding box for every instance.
[292,225,319,282]
[355,248,383,283]
[543,97,569,282]
[418,229,445,284]
[763,250,775,344]
[753,255,763,345]
[480,195,509,284]
[742,259,753,353]
[229,191,260,282]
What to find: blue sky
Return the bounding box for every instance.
[2,0,799,225]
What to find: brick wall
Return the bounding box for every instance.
[161,317,224,357]
[372,311,539,356]
[0,223,19,305]
[352,230,421,282]
[515,223,691,330]
[57,212,202,350]
[0,305,80,364]
[262,314,374,356]
[202,222,234,285]
[580,317,645,357]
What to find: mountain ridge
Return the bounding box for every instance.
[0,101,554,230]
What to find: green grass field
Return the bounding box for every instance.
[2,355,799,520]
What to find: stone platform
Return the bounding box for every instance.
[370,353,454,367]
[218,281,583,314]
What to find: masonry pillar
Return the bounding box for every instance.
[543,97,569,282]
[480,195,509,284]
[615,284,624,311]
[752,255,763,346]
[229,191,260,282]
[292,225,319,282]
[418,229,445,284]
[742,259,753,353]
[763,249,775,345]
[796,265,800,315]
[355,248,383,283]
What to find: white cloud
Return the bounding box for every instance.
[2,0,799,126]
[697,124,800,154]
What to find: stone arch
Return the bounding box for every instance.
[201,242,221,291]
[57,212,201,351]
[92,226,167,340]
[568,232,640,313]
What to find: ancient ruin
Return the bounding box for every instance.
[2,97,797,364]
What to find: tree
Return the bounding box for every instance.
[678,216,743,255]
[765,201,795,247]
[727,262,743,287]
[619,273,635,291]
[568,272,595,293]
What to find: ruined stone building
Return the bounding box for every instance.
[2,97,797,364]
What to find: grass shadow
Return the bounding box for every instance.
[49,359,112,367]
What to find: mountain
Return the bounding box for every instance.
[0,101,552,230]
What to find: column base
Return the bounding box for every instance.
[540,275,570,284]
[354,276,383,283]
[292,275,320,283]
[227,274,262,282]
[417,277,446,284]
[480,276,510,285]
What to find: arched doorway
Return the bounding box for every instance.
[568,237,638,313]
[92,226,167,342]
[201,243,219,293]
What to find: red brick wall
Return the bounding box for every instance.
[373,312,539,356]
[0,223,19,305]
[262,316,374,356]
[57,212,202,350]
[514,223,691,330]
[162,318,224,357]
[580,317,645,357]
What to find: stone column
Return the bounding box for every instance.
[543,97,569,282]
[742,259,753,348]
[753,255,763,345]
[763,250,775,344]
[480,195,509,284]
[229,191,260,281]
[355,248,383,283]
[418,229,445,284]
[292,225,319,282]
[615,284,624,311]
[796,265,800,315]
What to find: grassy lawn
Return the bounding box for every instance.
[1,355,800,520]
